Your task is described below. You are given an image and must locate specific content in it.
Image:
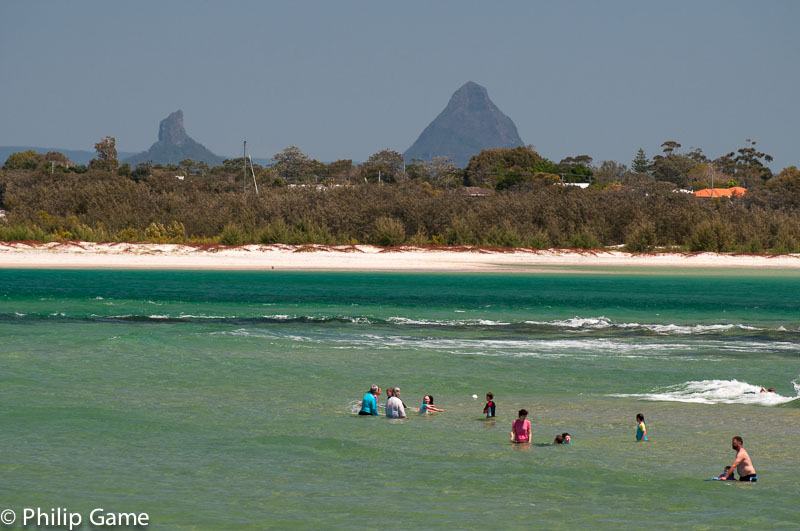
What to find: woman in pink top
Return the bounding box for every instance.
[511,409,531,443]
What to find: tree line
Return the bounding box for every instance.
[1,139,799,253]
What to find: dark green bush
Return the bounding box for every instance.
[372,216,406,246]
[219,223,246,245]
[624,221,657,253]
[569,231,601,249]
[686,219,734,252]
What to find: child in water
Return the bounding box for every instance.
[483,392,496,418]
[636,413,648,441]
[511,409,531,443]
[419,395,444,414]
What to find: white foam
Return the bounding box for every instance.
[387,317,510,326]
[612,379,799,405]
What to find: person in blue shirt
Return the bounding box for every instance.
[419,395,444,414]
[358,384,380,416]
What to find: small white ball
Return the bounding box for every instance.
[472,394,478,400]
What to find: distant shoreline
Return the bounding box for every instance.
[2,241,799,272]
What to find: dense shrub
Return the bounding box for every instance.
[219,223,247,245]
[771,224,800,254]
[259,219,290,244]
[686,219,734,252]
[486,221,522,248]
[624,220,658,253]
[372,216,406,246]
[569,231,601,250]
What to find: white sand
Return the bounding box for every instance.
[1,241,799,272]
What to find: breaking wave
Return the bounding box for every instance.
[611,378,800,406]
[1,312,798,341]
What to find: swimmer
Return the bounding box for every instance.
[717,466,737,481]
[385,386,408,409]
[511,409,531,443]
[720,436,757,482]
[562,432,571,444]
[358,384,380,416]
[360,386,381,408]
[483,393,496,418]
[386,387,407,419]
[636,413,648,441]
[553,434,564,444]
[419,395,444,414]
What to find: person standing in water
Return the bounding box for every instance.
[483,393,496,418]
[358,384,380,416]
[511,409,531,443]
[720,436,757,482]
[386,387,407,419]
[636,413,648,441]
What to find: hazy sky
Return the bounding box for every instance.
[1,1,798,169]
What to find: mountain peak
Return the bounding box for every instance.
[124,110,223,166]
[404,82,524,168]
[158,109,189,145]
[451,81,489,101]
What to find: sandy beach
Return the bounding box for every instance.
[1,241,799,271]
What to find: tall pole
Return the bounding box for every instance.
[243,140,247,194]
[710,166,714,198]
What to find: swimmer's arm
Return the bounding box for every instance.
[723,453,745,479]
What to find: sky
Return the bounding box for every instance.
[1,1,798,170]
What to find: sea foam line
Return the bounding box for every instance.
[611,379,799,406]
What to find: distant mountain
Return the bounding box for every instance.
[0,146,136,166]
[123,110,224,166]
[404,81,524,168]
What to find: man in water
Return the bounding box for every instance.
[720,436,757,482]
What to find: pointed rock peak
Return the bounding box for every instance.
[447,82,494,113]
[123,109,223,166]
[158,109,189,145]
[404,82,524,168]
[451,81,489,100]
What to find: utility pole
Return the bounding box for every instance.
[710,165,715,198]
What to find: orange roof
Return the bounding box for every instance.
[694,186,746,197]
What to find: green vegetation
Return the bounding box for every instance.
[1,139,799,254]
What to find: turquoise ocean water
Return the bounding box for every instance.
[1,268,799,529]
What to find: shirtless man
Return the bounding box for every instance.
[720,436,757,482]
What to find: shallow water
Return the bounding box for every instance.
[1,269,799,529]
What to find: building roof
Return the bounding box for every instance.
[694,186,747,197]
